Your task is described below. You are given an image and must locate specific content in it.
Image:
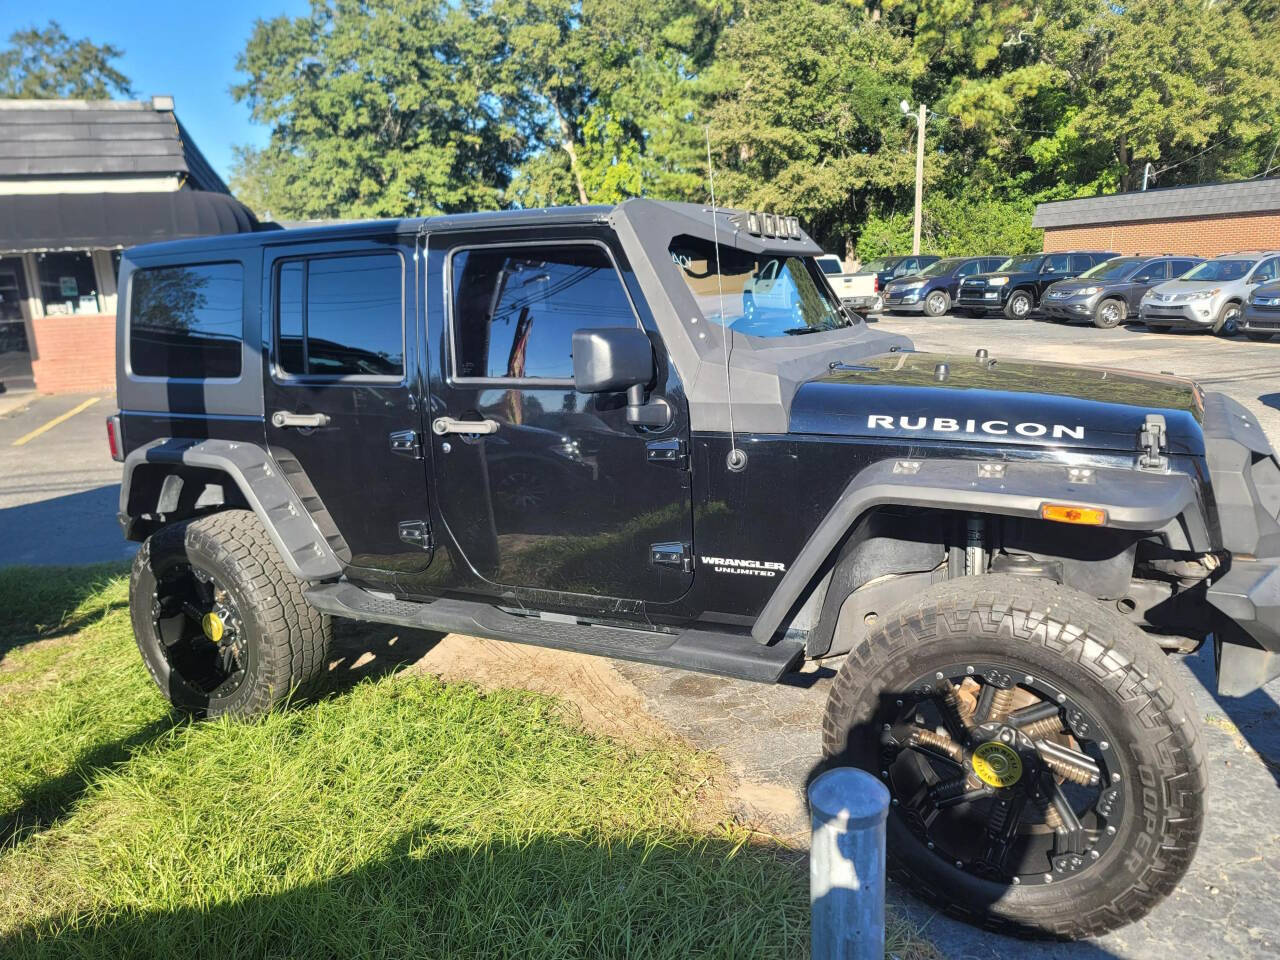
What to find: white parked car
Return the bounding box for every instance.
[1140,251,1280,336]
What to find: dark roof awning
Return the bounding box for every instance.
[0,190,259,253]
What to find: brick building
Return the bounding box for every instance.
[1033,179,1280,258]
[0,97,259,394]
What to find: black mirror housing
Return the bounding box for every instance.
[572,327,654,394]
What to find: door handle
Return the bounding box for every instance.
[271,411,331,429]
[432,416,499,436]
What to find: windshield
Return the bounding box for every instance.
[1078,257,1141,280]
[1183,259,1253,282]
[669,236,851,337]
[997,255,1043,272]
[860,258,890,274]
[817,258,843,275]
[920,258,965,278]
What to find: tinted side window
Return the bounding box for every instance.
[1253,259,1280,283]
[987,258,1006,272]
[130,262,243,379]
[275,253,404,378]
[956,260,980,276]
[893,258,916,276]
[1043,254,1070,273]
[452,244,637,381]
[1171,260,1199,277]
[1068,255,1094,273]
[1132,261,1169,283]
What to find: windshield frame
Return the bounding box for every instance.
[668,236,854,339]
[1077,257,1142,281]
[1182,259,1255,282]
[997,254,1044,272]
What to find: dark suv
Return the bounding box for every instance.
[882,256,1008,317]
[111,200,1280,941]
[1240,279,1280,341]
[956,251,1118,320]
[1040,255,1203,329]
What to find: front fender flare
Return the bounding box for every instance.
[751,457,1201,643]
[120,438,344,582]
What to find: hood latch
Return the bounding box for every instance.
[1139,414,1168,471]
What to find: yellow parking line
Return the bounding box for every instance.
[11,396,101,447]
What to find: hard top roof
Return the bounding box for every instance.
[123,198,824,262]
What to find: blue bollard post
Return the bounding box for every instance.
[808,767,891,960]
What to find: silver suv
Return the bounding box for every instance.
[1140,251,1280,336]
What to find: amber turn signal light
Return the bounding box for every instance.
[1041,503,1106,525]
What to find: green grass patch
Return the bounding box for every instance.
[0,565,814,958]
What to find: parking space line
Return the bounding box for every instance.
[11,396,101,447]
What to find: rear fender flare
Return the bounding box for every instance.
[120,439,343,582]
[751,457,1203,643]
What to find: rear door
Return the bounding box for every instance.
[261,235,434,588]
[1038,254,1071,297]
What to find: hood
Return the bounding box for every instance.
[964,272,1018,284]
[885,274,932,288]
[789,351,1204,455]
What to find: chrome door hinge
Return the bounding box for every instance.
[651,541,693,573]
[389,430,423,459]
[1139,414,1168,471]
[398,520,434,551]
[646,437,688,470]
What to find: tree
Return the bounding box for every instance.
[707,1,918,253]
[0,20,133,99]
[231,0,525,220]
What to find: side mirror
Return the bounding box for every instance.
[572,327,670,427]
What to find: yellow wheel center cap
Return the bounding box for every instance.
[972,741,1023,788]
[202,612,225,643]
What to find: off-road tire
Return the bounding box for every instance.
[923,290,951,317]
[1003,290,1034,320]
[130,509,332,719]
[1093,298,1126,329]
[821,575,1205,940]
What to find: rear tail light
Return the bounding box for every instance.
[873,275,880,293]
[106,414,123,462]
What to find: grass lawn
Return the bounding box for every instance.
[0,565,932,959]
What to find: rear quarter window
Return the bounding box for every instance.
[129,262,243,379]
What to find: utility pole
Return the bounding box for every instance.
[901,100,927,255]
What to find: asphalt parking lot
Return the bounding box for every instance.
[0,390,135,567]
[3,313,1279,958]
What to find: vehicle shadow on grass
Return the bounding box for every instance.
[0,829,811,960]
[325,619,448,696]
[0,561,131,660]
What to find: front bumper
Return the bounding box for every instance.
[1139,301,1217,329]
[1240,302,1280,334]
[955,289,1007,312]
[882,288,927,312]
[1041,293,1100,321]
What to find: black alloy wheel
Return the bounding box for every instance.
[150,560,249,701]
[822,575,1205,939]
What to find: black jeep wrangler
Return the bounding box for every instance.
[112,201,1280,939]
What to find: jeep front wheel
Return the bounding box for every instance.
[129,509,332,719]
[821,575,1205,939]
[1003,290,1034,320]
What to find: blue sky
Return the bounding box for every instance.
[4,1,312,183]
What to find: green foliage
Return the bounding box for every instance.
[856,196,1042,260]
[0,20,133,99]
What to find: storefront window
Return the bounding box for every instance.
[36,252,100,316]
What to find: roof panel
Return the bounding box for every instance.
[1033,179,1280,228]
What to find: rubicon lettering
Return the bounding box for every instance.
[865,414,1085,441]
[700,556,787,577]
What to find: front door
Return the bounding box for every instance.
[261,236,433,588]
[427,231,693,604]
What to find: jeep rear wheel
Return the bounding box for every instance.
[1003,290,1034,320]
[821,576,1205,939]
[130,509,332,719]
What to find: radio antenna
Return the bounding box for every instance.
[706,126,746,472]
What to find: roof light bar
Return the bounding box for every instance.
[741,210,803,240]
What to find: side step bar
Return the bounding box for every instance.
[305,581,802,683]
